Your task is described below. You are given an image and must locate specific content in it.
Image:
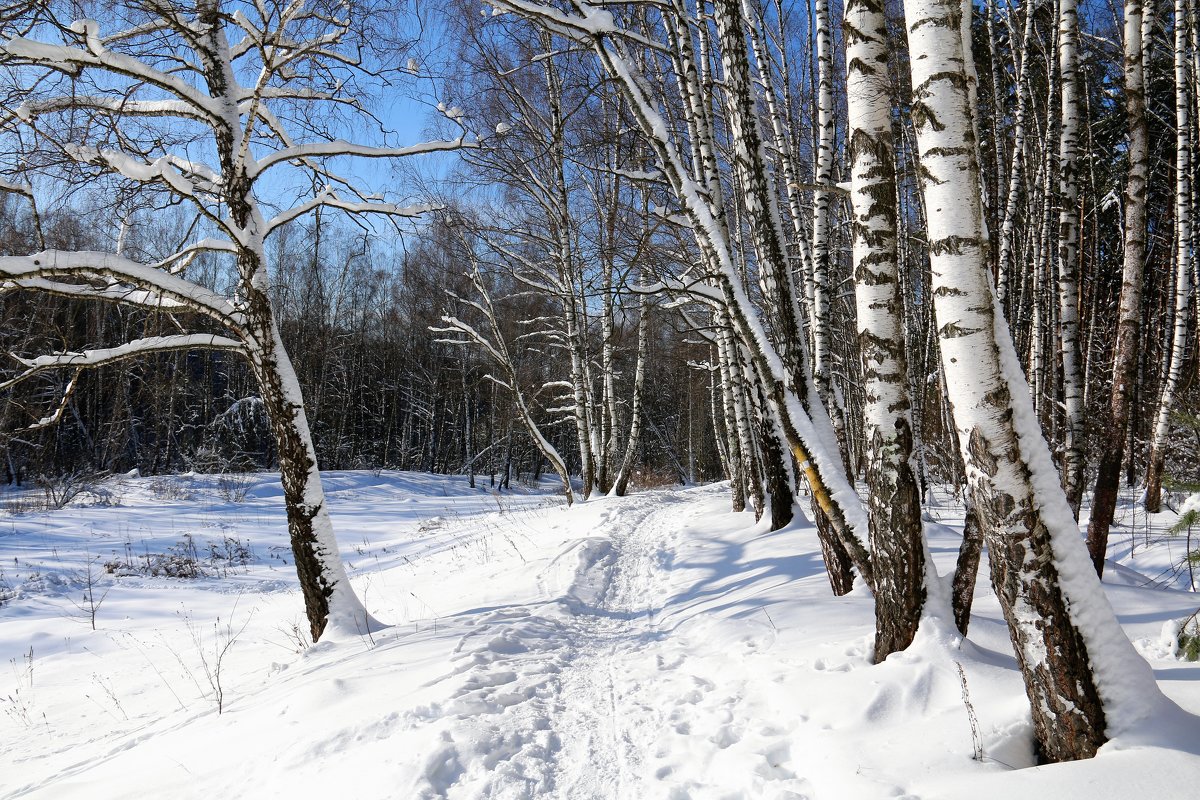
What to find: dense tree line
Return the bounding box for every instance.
[2,0,1198,763]
[0,200,720,486]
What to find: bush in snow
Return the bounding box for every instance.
[35,470,107,510]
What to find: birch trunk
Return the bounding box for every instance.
[748,0,818,342]
[845,0,926,657]
[248,307,371,640]
[996,2,1036,307]
[1088,0,1151,575]
[612,297,651,497]
[599,219,618,494]
[712,0,807,383]
[986,0,1009,236]
[904,0,1170,762]
[543,41,598,499]
[1057,0,1087,513]
[199,15,369,641]
[1145,0,1194,512]
[812,0,841,451]
[729,327,765,514]
[493,0,876,586]
[717,313,751,511]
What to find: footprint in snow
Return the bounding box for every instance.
[709,722,742,749]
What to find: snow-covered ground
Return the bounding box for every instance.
[1,472,1198,799]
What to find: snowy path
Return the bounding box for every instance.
[420,489,816,799]
[541,495,676,798]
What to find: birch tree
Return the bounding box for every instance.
[994,1,1036,308]
[904,0,1172,762]
[1145,0,1194,512]
[811,0,837,426]
[1057,0,1087,513]
[845,0,925,656]
[1088,0,1151,576]
[0,0,469,639]
[431,250,576,503]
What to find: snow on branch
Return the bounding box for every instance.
[251,138,476,178]
[649,204,692,228]
[267,191,437,234]
[64,145,220,197]
[482,374,513,390]
[432,317,505,364]
[0,250,244,327]
[1,334,246,391]
[152,238,239,272]
[24,368,83,431]
[637,276,723,306]
[2,35,222,124]
[4,276,190,313]
[0,177,34,197]
[17,95,214,124]
[485,0,671,56]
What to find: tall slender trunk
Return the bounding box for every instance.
[812,0,843,458]
[250,306,371,640]
[729,328,765,515]
[845,0,926,657]
[543,38,597,498]
[613,298,651,497]
[995,1,1037,310]
[716,312,749,511]
[199,20,367,641]
[986,0,1009,245]
[1057,0,1087,513]
[599,228,618,494]
[569,0,874,587]
[749,0,818,345]
[713,0,861,580]
[1146,0,1194,512]
[1088,0,1151,576]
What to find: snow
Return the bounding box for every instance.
[2,473,1198,798]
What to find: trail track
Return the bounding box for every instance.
[423,488,815,800]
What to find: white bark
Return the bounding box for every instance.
[811,0,837,409]
[1088,0,1152,574]
[611,296,651,497]
[485,0,874,579]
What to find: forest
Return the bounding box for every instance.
[1,0,1199,794]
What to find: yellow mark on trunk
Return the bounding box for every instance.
[792,443,835,515]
